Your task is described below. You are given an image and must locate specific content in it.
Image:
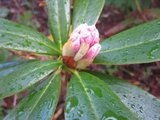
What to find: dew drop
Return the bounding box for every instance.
[66,96,78,113]
[147,45,159,59]
[101,111,128,120]
[103,117,118,120]
[48,97,55,109]
[131,104,135,109]
[123,94,127,98]
[85,88,94,95]
[77,109,83,117]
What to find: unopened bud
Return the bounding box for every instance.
[62,23,101,69]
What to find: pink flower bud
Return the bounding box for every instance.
[62,23,101,69]
[70,23,100,53]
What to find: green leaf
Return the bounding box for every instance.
[0,19,60,55]
[4,71,61,120]
[0,60,31,77]
[72,0,105,29]
[93,72,160,120]
[45,0,70,49]
[0,60,61,99]
[0,60,27,70]
[95,19,160,65]
[65,71,139,120]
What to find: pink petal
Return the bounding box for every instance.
[72,37,81,53]
[84,43,101,59]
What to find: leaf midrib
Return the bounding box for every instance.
[0,61,59,98]
[100,38,160,54]
[25,72,59,120]
[0,30,60,53]
[75,72,99,120]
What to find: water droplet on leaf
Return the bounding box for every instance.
[66,96,78,113]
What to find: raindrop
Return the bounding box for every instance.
[85,87,103,97]
[123,94,127,98]
[77,109,83,117]
[147,46,159,59]
[152,97,157,102]
[131,104,135,109]
[17,110,25,119]
[48,97,55,109]
[103,117,117,120]
[85,88,94,95]
[101,112,118,120]
[66,96,78,113]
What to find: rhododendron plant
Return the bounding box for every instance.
[0,0,160,120]
[63,23,101,69]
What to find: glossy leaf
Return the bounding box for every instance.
[0,60,27,70]
[72,0,105,29]
[0,60,31,77]
[0,19,60,55]
[95,19,160,65]
[4,71,61,120]
[45,0,70,49]
[65,71,139,120]
[0,60,61,99]
[94,72,160,120]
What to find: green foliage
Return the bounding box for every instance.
[0,19,60,55]
[45,0,70,50]
[4,72,61,120]
[65,72,138,120]
[95,19,160,65]
[72,0,105,29]
[0,0,160,120]
[93,72,160,119]
[0,60,61,99]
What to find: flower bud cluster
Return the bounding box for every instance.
[62,23,101,69]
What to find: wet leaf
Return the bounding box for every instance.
[4,71,61,120]
[65,71,139,120]
[95,19,160,65]
[93,72,160,120]
[0,60,31,77]
[0,60,27,70]
[72,0,105,29]
[0,60,61,99]
[45,0,70,49]
[0,19,60,55]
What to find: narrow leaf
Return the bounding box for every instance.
[73,0,105,29]
[0,60,61,99]
[95,19,160,65]
[0,60,27,70]
[93,72,160,120]
[0,60,31,77]
[45,0,70,49]
[65,71,139,120]
[0,19,60,55]
[4,71,61,120]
